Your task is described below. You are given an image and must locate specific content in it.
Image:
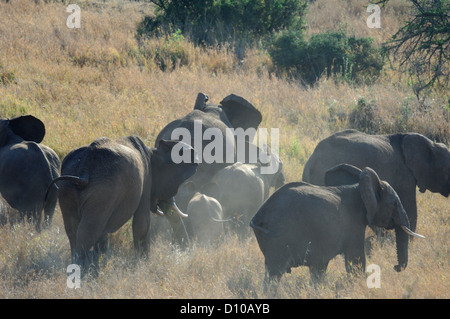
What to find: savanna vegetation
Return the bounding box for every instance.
[0,0,448,299]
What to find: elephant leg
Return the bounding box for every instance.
[43,190,58,229]
[64,218,79,262]
[344,234,366,276]
[21,211,33,226]
[393,189,416,271]
[263,265,281,295]
[33,208,44,233]
[95,234,110,256]
[132,203,151,257]
[74,211,108,277]
[75,226,103,277]
[59,192,80,261]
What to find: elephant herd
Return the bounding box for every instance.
[0,92,449,287]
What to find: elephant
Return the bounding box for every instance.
[210,158,285,236]
[48,135,197,274]
[302,129,450,271]
[0,115,60,231]
[250,164,425,286]
[155,92,264,209]
[148,191,226,245]
[184,192,225,245]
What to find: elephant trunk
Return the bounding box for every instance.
[392,205,425,272]
[394,205,425,239]
[157,198,191,247]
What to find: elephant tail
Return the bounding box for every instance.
[250,219,280,238]
[44,175,89,202]
[249,219,270,234]
[207,214,236,224]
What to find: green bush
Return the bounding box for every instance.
[348,97,379,134]
[269,30,385,85]
[137,0,308,46]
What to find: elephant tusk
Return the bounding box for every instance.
[401,225,425,239]
[172,201,189,219]
[155,206,165,216]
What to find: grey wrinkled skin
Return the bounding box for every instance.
[156,93,264,209]
[0,115,60,231]
[251,165,423,287]
[302,129,450,270]
[211,160,285,237]
[50,136,197,275]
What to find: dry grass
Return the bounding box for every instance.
[0,0,448,299]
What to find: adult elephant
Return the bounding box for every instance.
[155,93,263,204]
[251,164,425,285]
[302,129,450,271]
[48,136,197,274]
[0,115,60,231]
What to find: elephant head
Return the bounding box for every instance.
[0,115,46,146]
[326,164,425,238]
[156,93,263,191]
[151,140,199,247]
[402,134,450,197]
[151,140,198,206]
[326,164,425,271]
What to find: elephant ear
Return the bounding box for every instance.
[219,94,262,132]
[325,163,362,186]
[8,115,45,143]
[193,92,209,111]
[401,134,433,193]
[359,167,382,225]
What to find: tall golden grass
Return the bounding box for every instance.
[0,0,448,298]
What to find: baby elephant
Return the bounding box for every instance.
[185,192,224,245]
[250,164,425,285]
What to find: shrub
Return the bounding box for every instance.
[348,97,379,134]
[269,30,385,85]
[381,0,449,98]
[137,0,308,46]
